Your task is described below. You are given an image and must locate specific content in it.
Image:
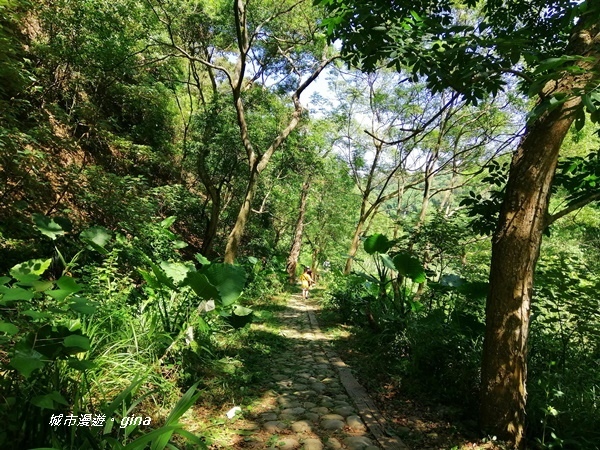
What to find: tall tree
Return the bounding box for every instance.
[149,0,337,262]
[326,70,438,273]
[317,0,600,446]
[327,69,510,273]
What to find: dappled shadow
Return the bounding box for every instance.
[313,304,503,450]
[190,292,385,449]
[192,290,500,449]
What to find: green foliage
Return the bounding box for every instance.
[554,151,600,207]
[328,233,428,330]
[459,159,508,236]
[323,272,485,410]
[0,218,244,448]
[317,0,586,104]
[363,233,392,254]
[527,252,600,448]
[3,0,600,447]
[403,309,483,407]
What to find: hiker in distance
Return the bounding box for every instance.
[299,266,313,299]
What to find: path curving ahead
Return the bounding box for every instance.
[241,294,407,450]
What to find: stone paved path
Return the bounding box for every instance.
[242,294,405,450]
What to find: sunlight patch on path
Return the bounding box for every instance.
[238,293,406,450]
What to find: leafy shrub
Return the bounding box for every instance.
[526,253,600,448]
[323,273,372,325]
[405,309,484,409]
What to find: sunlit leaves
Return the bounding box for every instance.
[316,0,583,105]
[80,226,112,254]
[10,259,51,283]
[203,263,246,306]
[32,214,71,240]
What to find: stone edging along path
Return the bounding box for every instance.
[243,293,407,450]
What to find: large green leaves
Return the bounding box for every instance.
[144,257,246,307]
[203,263,246,306]
[32,214,71,240]
[363,233,393,254]
[10,349,46,378]
[10,259,52,283]
[392,252,426,283]
[362,234,426,282]
[184,272,219,301]
[80,226,112,254]
[46,276,82,302]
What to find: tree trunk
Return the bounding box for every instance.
[480,21,600,446]
[417,174,431,226]
[286,179,310,283]
[201,194,221,257]
[344,214,367,274]
[224,168,259,264]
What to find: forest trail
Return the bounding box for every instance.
[235,293,407,450]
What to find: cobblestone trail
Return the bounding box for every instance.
[242,294,406,450]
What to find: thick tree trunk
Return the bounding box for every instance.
[286,179,310,282]
[480,21,600,446]
[224,168,259,264]
[480,104,573,446]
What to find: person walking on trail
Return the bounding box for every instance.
[299,266,313,299]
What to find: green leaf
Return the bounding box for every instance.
[0,286,34,303]
[364,234,392,254]
[104,378,144,418]
[204,264,246,306]
[0,322,19,335]
[32,214,70,240]
[392,252,426,283]
[65,319,81,331]
[122,425,183,450]
[160,216,177,228]
[10,259,52,283]
[194,253,211,266]
[172,240,188,249]
[0,276,11,285]
[233,305,253,316]
[80,226,112,254]
[57,276,81,293]
[63,335,91,351]
[31,280,54,292]
[10,349,45,378]
[534,56,571,74]
[139,269,159,289]
[164,382,201,425]
[46,276,81,302]
[67,358,96,371]
[184,272,219,300]
[379,253,397,271]
[160,261,193,285]
[32,391,69,410]
[22,310,52,320]
[149,261,176,290]
[69,297,97,315]
[409,299,424,312]
[582,93,597,113]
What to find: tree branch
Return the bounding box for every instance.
[546,191,600,226]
